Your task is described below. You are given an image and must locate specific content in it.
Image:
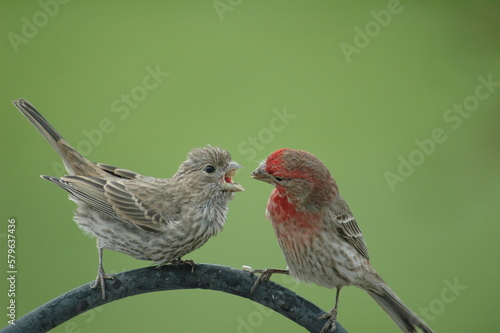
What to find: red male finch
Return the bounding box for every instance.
[13,99,244,299]
[250,148,434,333]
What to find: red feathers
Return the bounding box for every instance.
[267,188,322,232]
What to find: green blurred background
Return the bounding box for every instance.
[1,1,499,332]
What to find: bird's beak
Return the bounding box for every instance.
[251,163,273,184]
[221,161,245,192]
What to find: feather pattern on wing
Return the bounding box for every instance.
[334,208,370,260]
[42,175,169,232]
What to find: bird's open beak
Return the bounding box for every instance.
[221,161,245,192]
[251,163,273,184]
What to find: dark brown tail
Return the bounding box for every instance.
[13,99,67,154]
[13,99,96,176]
[366,284,434,333]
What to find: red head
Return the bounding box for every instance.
[252,149,338,213]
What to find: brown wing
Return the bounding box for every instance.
[332,197,370,260]
[103,180,169,231]
[42,175,170,232]
[96,163,141,179]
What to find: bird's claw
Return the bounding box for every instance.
[90,267,114,300]
[250,269,272,294]
[171,258,195,273]
[249,268,289,294]
[318,308,338,333]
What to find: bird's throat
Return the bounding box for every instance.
[267,189,321,232]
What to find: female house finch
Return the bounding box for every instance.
[251,148,433,333]
[13,99,244,299]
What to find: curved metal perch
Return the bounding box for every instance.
[1,263,347,333]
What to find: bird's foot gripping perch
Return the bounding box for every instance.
[171,258,196,273]
[90,266,114,300]
[318,308,338,333]
[246,267,289,294]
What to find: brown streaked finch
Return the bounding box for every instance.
[13,99,244,299]
[250,148,433,333]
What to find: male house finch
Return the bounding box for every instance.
[251,149,433,333]
[13,99,244,299]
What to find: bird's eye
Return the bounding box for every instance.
[204,165,216,173]
[274,176,284,182]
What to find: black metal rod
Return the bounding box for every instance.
[0,263,347,333]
